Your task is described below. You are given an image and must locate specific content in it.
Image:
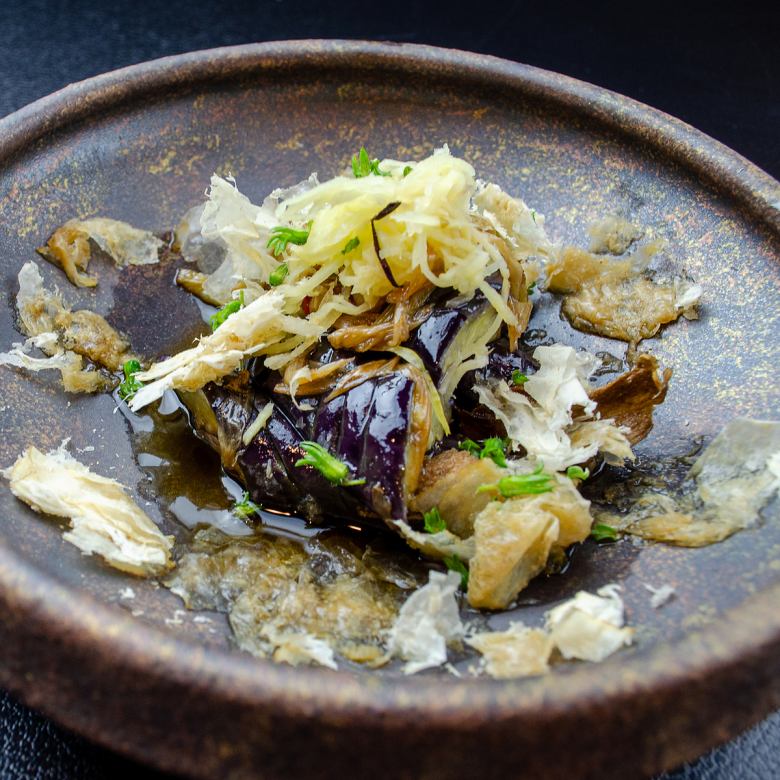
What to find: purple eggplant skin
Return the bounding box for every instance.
[202,379,253,449]
[185,368,417,526]
[402,285,495,385]
[451,339,538,440]
[240,404,316,512]
[479,339,538,385]
[312,371,415,520]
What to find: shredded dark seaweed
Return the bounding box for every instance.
[371,201,402,287]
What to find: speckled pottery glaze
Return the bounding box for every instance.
[0,41,778,780]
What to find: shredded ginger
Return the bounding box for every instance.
[276,148,519,317]
[2,442,173,575]
[134,147,559,406]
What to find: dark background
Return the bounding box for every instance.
[0,1,777,777]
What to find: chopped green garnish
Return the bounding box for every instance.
[458,438,481,456]
[479,437,508,468]
[402,165,413,177]
[267,225,310,256]
[444,556,469,589]
[423,507,446,534]
[210,291,244,331]
[460,437,510,467]
[530,209,537,224]
[341,237,360,255]
[477,464,554,498]
[512,369,529,385]
[566,465,590,481]
[294,441,366,486]
[118,359,143,401]
[268,262,289,286]
[234,491,262,520]
[351,147,390,178]
[527,281,537,295]
[590,523,618,542]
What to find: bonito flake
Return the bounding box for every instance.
[0,262,131,393]
[468,584,634,678]
[262,622,338,670]
[39,217,162,287]
[605,418,780,547]
[466,623,553,678]
[386,570,464,674]
[0,334,110,393]
[476,344,633,472]
[467,473,592,609]
[545,584,633,663]
[2,442,173,576]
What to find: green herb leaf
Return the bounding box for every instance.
[479,437,508,468]
[444,556,469,589]
[341,236,360,255]
[351,147,390,178]
[458,438,481,456]
[423,507,446,534]
[210,291,244,331]
[527,281,537,295]
[352,147,371,177]
[234,491,262,520]
[566,465,590,481]
[590,522,618,542]
[268,262,289,287]
[530,209,537,224]
[477,463,554,498]
[459,437,509,467]
[267,225,310,256]
[118,359,143,401]
[402,165,413,177]
[294,441,366,486]
[511,369,529,385]
[123,359,141,375]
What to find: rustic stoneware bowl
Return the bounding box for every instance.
[0,41,778,779]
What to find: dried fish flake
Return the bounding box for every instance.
[2,442,173,576]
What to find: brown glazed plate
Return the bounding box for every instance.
[0,40,778,779]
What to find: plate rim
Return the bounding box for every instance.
[0,39,778,776]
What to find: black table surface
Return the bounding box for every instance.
[0,1,777,778]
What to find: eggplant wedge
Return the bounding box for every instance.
[451,339,537,440]
[181,367,420,526]
[402,278,502,404]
